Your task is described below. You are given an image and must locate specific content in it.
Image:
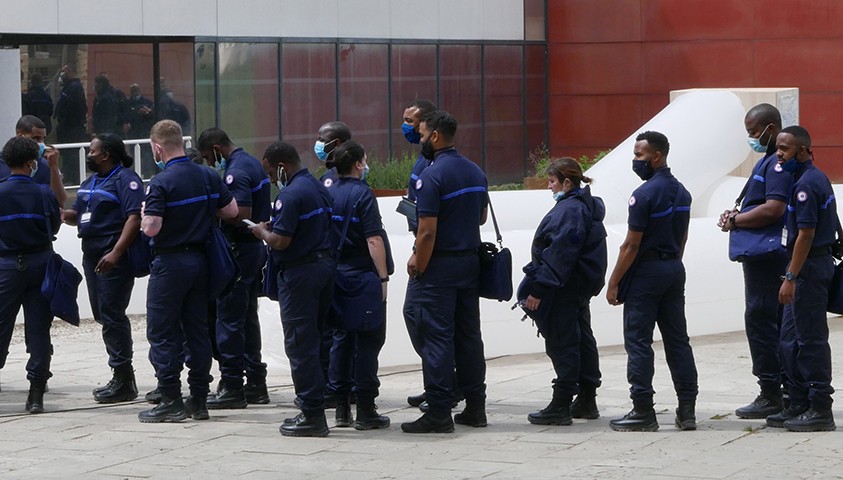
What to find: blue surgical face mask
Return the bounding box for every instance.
[276,165,288,190]
[361,164,370,182]
[632,159,654,181]
[37,142,46,158]
[402,123,421,144]
[747,124,771,153]
[29,159,39,178]
[155,159,165,170]
[314,139,338,162]
[214,150,227,172]
[553,191,566,202]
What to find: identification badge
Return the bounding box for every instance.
[781,227,788,247]
[81,212,92,224]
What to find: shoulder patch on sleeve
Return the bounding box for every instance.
[774,163,783,173]
[275,199,283,210]
[797,191,808,203]
[628,195,636,207]
[129,181,139,191]
[416,179,423,190]
[225,174,234,185]
[323,178,333,188]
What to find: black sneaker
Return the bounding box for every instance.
[138,396,187,423]
[401,412,455,434]
[335,401,353,428]
[279,412,330,437]
[185,395,210,420]
[245,382,270,405]
[735,394,782,419]
[766,403,809,428]
[407,393,426,407]
[784,408,836,432]
[454,405,487,428]
[528,400,572,426]
[609,407,659,432]
[570,394,599,419]
[207,385,248,410]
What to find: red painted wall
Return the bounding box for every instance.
[548,0,843,180]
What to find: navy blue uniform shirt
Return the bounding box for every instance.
[329,177,384,262]
[405,154,429,232]
[0,175,60,253]
[144,157,233,248]
[320,168,339,189]
[528,185,608,298]
[627,167,692,257]
[785,160,838,249]
[270,168,333,264]
[73,166,144,253]
[414,147,488,252]
[221,147,271,239]
[0,154,51,185]
[741,151,792,209]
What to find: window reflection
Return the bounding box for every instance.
[391,44,437,162]
[439,45,483,166]
[338,43,389,163]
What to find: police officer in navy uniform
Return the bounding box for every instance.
[62,133,144,403]
[522,157,607,426]
[0,115,67,206]
[315,121,352,189]
[401,111,489,434]
[606,131,699,432]
[0,136,61,413]
[250,141,335,437]
[718,104,790,419]
[766,126,836,432]
[324,141,392,430]
[197,128,272,409]
[139,120,238,423]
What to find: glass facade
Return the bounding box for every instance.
[19,37,546,186]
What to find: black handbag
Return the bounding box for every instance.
[479,193,513,302]
[728,158,788,262]
[260,246,279,301]
[203,172,240,297]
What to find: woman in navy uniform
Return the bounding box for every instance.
[767,126,837,432]
[63,133,143,403]
[0,136,61,413]
[324,141,391,430]
[521,158,607,426]
[251,141,335,437]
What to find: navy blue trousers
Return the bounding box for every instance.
[83,252,134,369]
[742,257,787,391]
[0,251,54,382]
[781,255,835,409]
[542,291,601,397]
[622,259,698,404]
[326,321,386,405]
[215,240,267,388]
[406,254,486,413]
[276,258,335,417]
[146,252,212,399]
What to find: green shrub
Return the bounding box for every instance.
[578,149,610,172]
[366,151,417,190]
[528,143,551,178]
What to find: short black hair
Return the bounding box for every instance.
[185,147,205,165]
[2,136,38,168]
[15,115,46,134]
[746,103,782,129]
[197,127,233,151]
[780,125,812,148]
[264,142,301,167]
[405,99,437,117]
[332,140,366,175]
[94,74,110,86]
[95,133,134,168]
[421,110,458,140]
[636,130,670,157]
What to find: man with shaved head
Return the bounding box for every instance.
[314,121,352,188]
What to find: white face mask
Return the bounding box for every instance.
[29,159,39,178]
[276,165,288,190]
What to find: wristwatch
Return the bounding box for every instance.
[729,214,737,229]
[784,271,796,281]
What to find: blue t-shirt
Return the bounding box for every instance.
[414,147,488,252]
[0,175,60,253]
[270,168,333,264]
[144,157,233,248]
[627,167,692,258]
[221,147,271,240]
[329,177,385,267]
[785,161,838,249]
[73,165,144,254]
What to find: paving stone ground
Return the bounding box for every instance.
[2,316,843,479]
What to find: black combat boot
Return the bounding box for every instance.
[25,379,47,414]
[245,381,270,404]
[335,395,353,428]
[735,388,783,419]
[528,394,573,426]
[145,387,162,404]
[279,411,330,437]
[609,400,659,432]
[766,402,809,428]
[355,400,390,430]
[185,395,210,420]
[207,383,248,409]
[784,407,836,432]
[454,398,487,427]
[407,392,426,407]
[570,386,600,419]
[675,400,697,431]
[93,364,138,403]
[138,394,187,423]
[401,410,455,434]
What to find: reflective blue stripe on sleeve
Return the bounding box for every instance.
[440,186,486,201]
[300,207,328,220]
[0,213,45,222]
[165,193,219,208]
[250,178,270,193]
[752,175,766,183]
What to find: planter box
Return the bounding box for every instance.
[523,176,548,190]
[372,188,406,197]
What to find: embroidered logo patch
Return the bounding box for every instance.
[129,181,139,191]
[225,174,234,185]
[797,191,808,202]
[774,163,783,173]
[275,199,283,210]
[416,179,423,190]
[628,195,636,206]
[323,178,333,188]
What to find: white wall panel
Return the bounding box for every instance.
[390,1,439,40]
[337,0,390,38]
[142,0,217,37]
[437,0,484,40]
[0,0,59,34]
[277,0,339,38]
[58,0,143,35]
[483,0,524,40]
[217,0,283,37]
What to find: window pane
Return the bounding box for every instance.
[484,45,525,184]
[219,42,279,160]
[525,0,546,41]
[338,43,389,163]
[390,44,437,162]
[526,45,547,177]
[281,43,336,170]
[439,45,482,167]
[194,42,216,144]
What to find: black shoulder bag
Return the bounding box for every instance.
[479,193,513,302]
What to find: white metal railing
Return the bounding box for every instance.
[52,136,193,187]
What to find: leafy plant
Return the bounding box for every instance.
[577,149,611,172]
[528,143,551,178]
[366,151,418,190]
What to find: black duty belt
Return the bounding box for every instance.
[0,244,52,256]
[639,250,679,262]
[279,249,332,269]
[152,243,205,256]
[432,248,477,258]
[787,245,832,258]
